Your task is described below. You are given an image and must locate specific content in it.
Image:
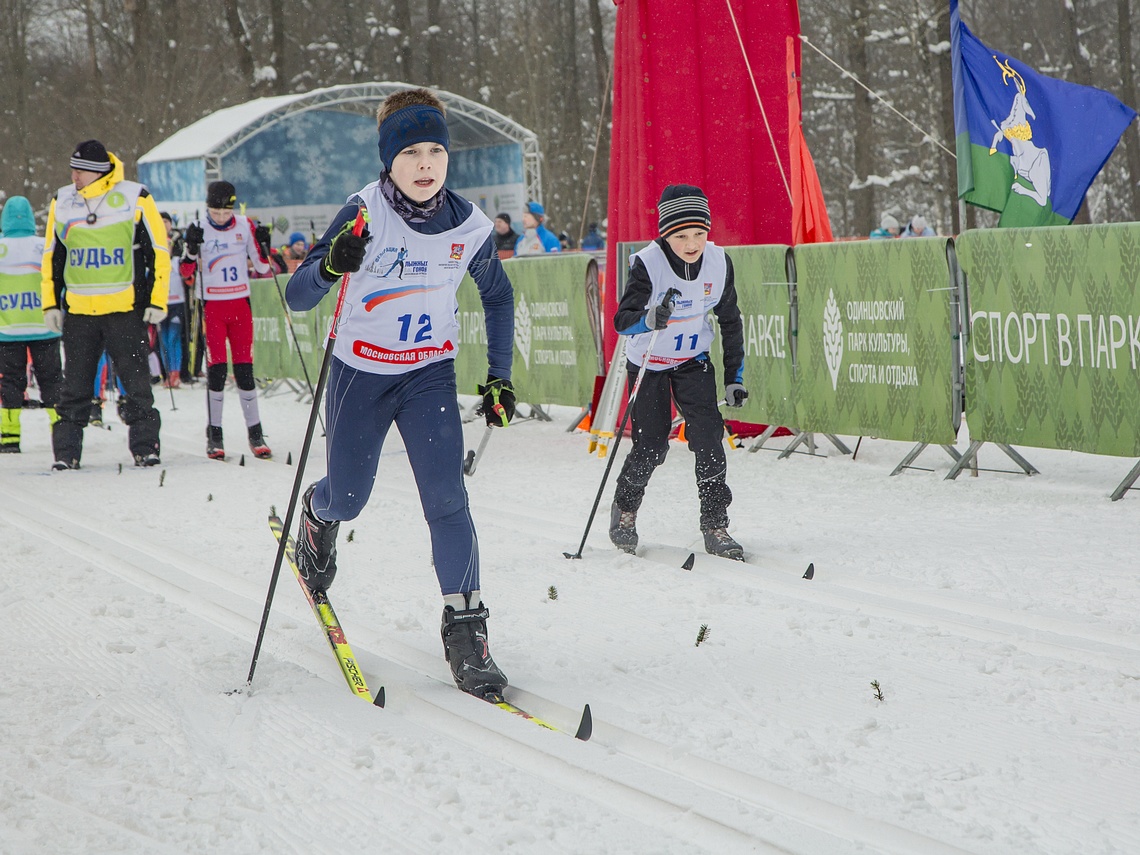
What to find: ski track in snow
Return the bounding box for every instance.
[2,391,1139,854]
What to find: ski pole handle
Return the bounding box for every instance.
[328,208,366,342]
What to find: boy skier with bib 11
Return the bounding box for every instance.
[610,184,748,560]
[285,87,516,698]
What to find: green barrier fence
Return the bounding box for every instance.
[957,223,1140,457]
[793,237,958,444]
[250,258,601,410]
[454,254,600,406]
[249,274,327,387]
[709,245,797,427]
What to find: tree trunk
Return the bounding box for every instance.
[934,4,959,234]
[1060,0,1092,222]
[269,0,286,95]
[849,0,875,236]
[393,0,413,82]
[221,0,256,87]
[1118,0,1140,220]
[588,0,609,105]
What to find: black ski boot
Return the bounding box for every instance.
[441,592,508,698]
[206,425,225,461]
[247,423,272,459]
[133,451,161,467]
[608,502,638,554]
[703,527,744,560]
[294,484,339,591]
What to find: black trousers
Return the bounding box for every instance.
[53,312,160,463]
[614,357,732,531]
[0,339,64,409]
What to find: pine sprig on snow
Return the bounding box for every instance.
[695,624,710,646]
[871,680,885,702]
[548,585,558,600]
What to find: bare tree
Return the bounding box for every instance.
[1117,0,1140,219]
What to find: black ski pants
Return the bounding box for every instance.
[53,311,160,463]
[613,356,732,531]
[0,339,64,409]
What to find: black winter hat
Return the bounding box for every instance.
[657,184,711,238]
[495,212,511,225]
[70,139,112,174]
[206,180,237,209]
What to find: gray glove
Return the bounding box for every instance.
[44,308,63,334]
[724,383,748,408]
[645,294,675,331]
[142,306,167,324]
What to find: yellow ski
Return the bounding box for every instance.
[269,514,383,707]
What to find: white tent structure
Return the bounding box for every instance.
[138,82,541,236]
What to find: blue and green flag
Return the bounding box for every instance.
[950,0,1136,226]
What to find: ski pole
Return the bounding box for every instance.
[564,288,679,560]
[245,208,365,690]
[463,404,505,477]
[268,261,325,434]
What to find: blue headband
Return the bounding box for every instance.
[377,105,450,171]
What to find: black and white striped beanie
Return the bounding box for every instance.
[657,184,711,238]
[70,140,112,174]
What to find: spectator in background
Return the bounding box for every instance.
[157,212,186,388]
[869,213,901,239]
[581,222,605,251]
[0,195,62,453]
[492,213,518,257]
[900,215,935,238]
[514,201,561,255]
[558,230,576,251]
[274,231,309,273]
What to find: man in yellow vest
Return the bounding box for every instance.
[41,140,170,470]
[0,196,62,453]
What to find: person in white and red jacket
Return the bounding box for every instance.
[179,180,274,461]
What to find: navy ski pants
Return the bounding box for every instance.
[310,358,479,596]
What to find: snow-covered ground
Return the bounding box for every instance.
[2,383,1138,855]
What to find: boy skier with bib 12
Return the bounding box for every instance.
[285,87,516,698]
[610,184,748,560]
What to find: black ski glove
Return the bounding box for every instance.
[477,376,515,427]
[321,222,372,281]
[254,224,272,258]
[184,223,204,258]
[645,287,681,331]
[724,383,748,408]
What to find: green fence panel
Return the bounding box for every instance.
[793,238,957,443]
[708,245,797,426]
[958,223,1140,457]
[455,254,601,406]
[249,275,325,383]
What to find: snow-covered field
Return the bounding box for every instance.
[2,383,1137,854]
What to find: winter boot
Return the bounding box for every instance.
[247,423,272,459]
[703,527,744,561]
[206,425,225,460]
[134,451,161,467]
[0,408,20,452]
[608,502,638,554]
[294,484,339,592]
[440,591,508,698]
[89,398,104,427]
[52,458,80,471]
